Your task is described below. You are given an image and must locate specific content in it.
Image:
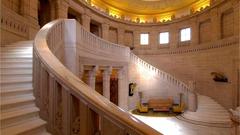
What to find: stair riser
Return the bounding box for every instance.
[1,112,39,129]
[1,99,35,111]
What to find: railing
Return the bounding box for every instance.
[33,19,161,135]
[130,52,190,92]
[77,27,130,56]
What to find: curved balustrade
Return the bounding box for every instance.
[78,24,130,58]
[130,52,190,92]
[33,19,161,135]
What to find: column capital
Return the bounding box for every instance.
[103,67,112,76]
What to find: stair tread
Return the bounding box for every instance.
[1,87,33,94]
[1,94,35,106]
[1,118,46,135]
[1,106,39,120]
[0,69,32,75]
[0,76,32,83]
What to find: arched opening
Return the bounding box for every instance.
[38,0,51,27]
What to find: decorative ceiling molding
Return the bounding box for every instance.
[80,0,222,24]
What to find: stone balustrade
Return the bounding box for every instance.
[34,19,161,135]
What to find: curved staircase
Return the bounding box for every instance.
[0,41,50,135]
[181,95,232,127]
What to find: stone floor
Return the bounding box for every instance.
[132,114,240,135]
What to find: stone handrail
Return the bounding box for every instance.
[78,25,130,58]
[130,52,190,92]
[33,19,161,135]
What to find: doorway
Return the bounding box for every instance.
[38,0,51,27]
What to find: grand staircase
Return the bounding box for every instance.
[0,41,50,135]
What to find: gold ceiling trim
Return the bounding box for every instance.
[83,0,211,24]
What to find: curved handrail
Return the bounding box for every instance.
[34,19,161,135]
[130,52,190,92]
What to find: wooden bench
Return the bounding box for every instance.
[148,98,173,112]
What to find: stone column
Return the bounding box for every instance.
[117,28,125,45]
[187,81,198,112]
[87,66,98,90]
[81,14,91,31]
[102,67,112,100]
[102,23,109,41]
[55,0,68,18]
[117,68,128,110]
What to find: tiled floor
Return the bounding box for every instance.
[132,114,239,135]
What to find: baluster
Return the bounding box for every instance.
[48,73,55,133]
[52,82,63,135]
[39,64,50,121]
[61,86,71,135]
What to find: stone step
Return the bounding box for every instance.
[0,58,33,63]
[0,76,32,84]
[0,47,32,52]
[0,51,32,55]
[1,87,33,97]
[1,118,47,135]
[1,82,32,90]
[0,63,32,68]
[182,114,231,123]
[1,106,40,128]
[0,68,32,75]
[9,41,33,46]
[0,54,32,59]
[184,112,230,119]
[0,94,35,110]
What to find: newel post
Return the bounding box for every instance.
[187,81,198,112]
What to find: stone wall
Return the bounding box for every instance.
[138,43,238,109]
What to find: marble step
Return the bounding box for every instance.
[0,58,32,63]
[1,82,32,90]
[0,54,32,59]
[0,94,35,110]
[182,114,231,123]
[0,76,32,85]
[1,106,40,128]
[1,118,47,135]
[0,63,32,68]
[0,68,32,75]
[1,87,33,97]
[9,41,33,46]
[0,51,32,55]
[183,112,230,119]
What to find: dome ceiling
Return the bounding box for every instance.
[96,0,200,15]
[88,0,210,23]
